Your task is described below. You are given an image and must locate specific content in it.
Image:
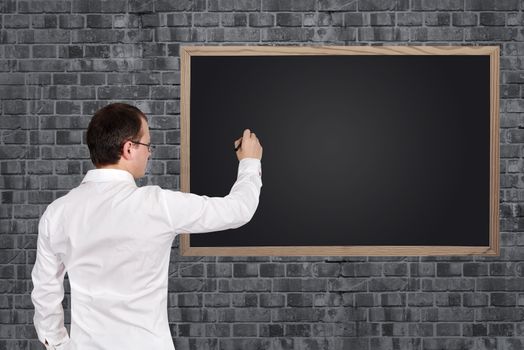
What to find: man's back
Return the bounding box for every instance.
[32,160,262,349]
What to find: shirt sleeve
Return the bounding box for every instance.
[161,158,262,234]
[31,208,70,349]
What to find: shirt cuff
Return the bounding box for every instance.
[43,334,70,350]
[238,158,262,177]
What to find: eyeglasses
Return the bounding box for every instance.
[129,140,155,153]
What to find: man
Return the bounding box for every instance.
[31,103,263,349]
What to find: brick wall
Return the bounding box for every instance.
[1,0,524,349]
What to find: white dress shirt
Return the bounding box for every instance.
[31,158,262,350]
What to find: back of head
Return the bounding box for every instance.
[87,103,147,167]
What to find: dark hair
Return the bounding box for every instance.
[87,103,147,167]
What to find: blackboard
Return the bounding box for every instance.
[179,46,499,256]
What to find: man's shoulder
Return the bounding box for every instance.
[42,187,77,216]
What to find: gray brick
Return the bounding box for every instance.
[32,45,57,58]
[205,324,230,337]
[86,14,113,28]
[373,338,422,349]
[221,279,271,292]
[52,73,77,85]
[59,15,85,29]
[452,13,478,26]
[276,13,302,27]
[18,29,69,43]
[424,12,450,26]
[490,262,516,276]
[318,0,357,11]
[2,131,27,144]
[314,293,343,307]
[384,263,408,276]
[437,262,462,276]
[407,293,433,306]
[3,46,30,59]
[370,13,395,26]
[412,0,464,10]
[3,15,30,28]
[259,293,285,307]
[221,13,247,27]
[343,262,382,276]
[359,27,409,41]
[411,27,463,41]
[0,0,16,13]
[233,263,258,277]
[97,86,149,100]
[228,293,256,307]
[423,278,475,291]
[465,0,519,10]
[72,0,128,13]
[262,0,315,11]
[142,43,166,57]
[127,0,152,13]
[155,0,205,12]
[218,308,270,322]
[249,13,274,27]
[369,278,408,291]
[36,136,61,158]
[208,0,259,11]
[166,13,192,27]
[328,278,368,292]
[177,323,204,337]
[480,12,506,26]
[285,324,311,337]
[359,0,409,11]
[2,101,27,115]
[80,73,105,85]
[436,292,461,306]
[287,293,313,307]
[31,15,58,28]
[477,308,524,321]
[260,263,285,277]
[208,28,260,42]
[18,59,67,72]
[397,12,423,26]
[156,28,205,42]
[259,324,284,337]
[57,45,82,58]
[194,13,220,27]
[273,308,325,322]
[106,73,133,85]
[436,323,461,336]
[370,307,420,322]
[204,293,230,307]
[286,263,311,277]
[311,12,344,26]
[465,28,517,41]
[489,323,515,337]
[508,13,524,26]
[0,73,25,85]
[19,0,70,13]
[233,323,257,337]
[491,292,516,306]
[463,263,488,276]
[313,263,340,277]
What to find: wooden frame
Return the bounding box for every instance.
[179,45,500,256]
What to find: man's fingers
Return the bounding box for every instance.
[243,129,251,139]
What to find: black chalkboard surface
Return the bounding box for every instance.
[179,46,499,256]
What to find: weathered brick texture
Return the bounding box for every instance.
[1,0,524,349]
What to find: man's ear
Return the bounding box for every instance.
[121,141,133,161]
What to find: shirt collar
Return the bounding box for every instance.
[82,168,137,185]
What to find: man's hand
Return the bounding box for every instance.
[234,129,263,161]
